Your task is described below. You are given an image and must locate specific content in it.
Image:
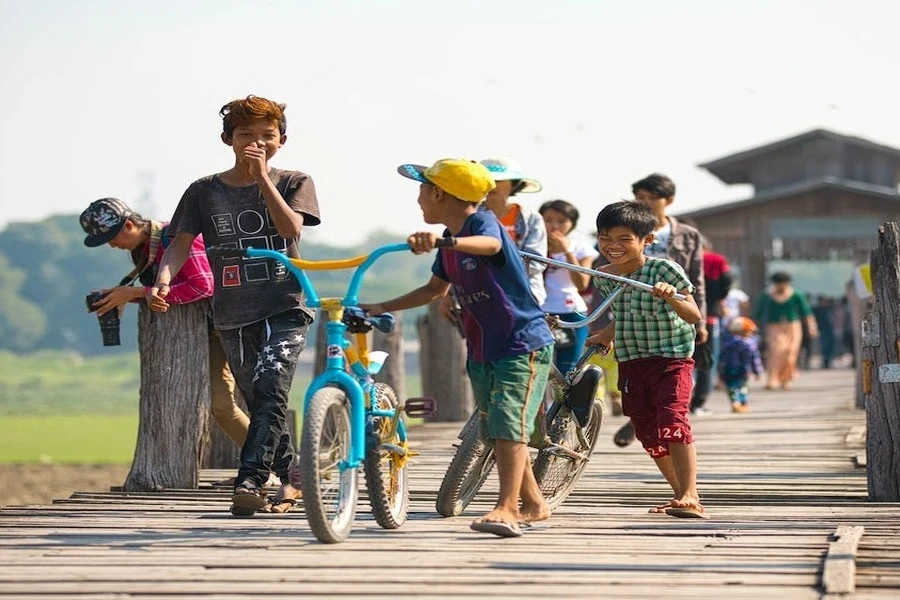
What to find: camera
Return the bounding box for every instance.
[85,292,121,347]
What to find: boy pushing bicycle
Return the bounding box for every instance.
[149,95,321,517]
[361,158,555,537]
[587,201,707,518]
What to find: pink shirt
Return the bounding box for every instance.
[137,231,214,305]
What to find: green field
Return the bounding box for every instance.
[0,350,422,464]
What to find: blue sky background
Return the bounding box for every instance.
[2,0,898,245]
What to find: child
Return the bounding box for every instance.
[586,201,706,518]
[149,95,321,516]
[719,317,764,413]
[361,158,555,538]
[79,198,250,450]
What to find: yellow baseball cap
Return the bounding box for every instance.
[397,158,496,203]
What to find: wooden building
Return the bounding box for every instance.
[678,128,900,299]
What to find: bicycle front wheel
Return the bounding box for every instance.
[532,401,603,510]
[299,386,359,544]
[364,383,409,529]
[435,413,495,517]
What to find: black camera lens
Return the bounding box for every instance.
[85,291,121,346]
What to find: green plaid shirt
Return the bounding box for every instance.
[595,257,696,362]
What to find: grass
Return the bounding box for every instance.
[0,350,424,463]
[0,415,139,464]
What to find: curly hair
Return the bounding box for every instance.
[219,95,287,137]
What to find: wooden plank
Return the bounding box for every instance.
[821,524,865,595]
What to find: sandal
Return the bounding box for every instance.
[613,421,635,448]
[230,487,268,517]
[268,483,302,515]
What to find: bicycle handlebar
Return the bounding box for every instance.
[520,251,687,301]
[206,237,455,308]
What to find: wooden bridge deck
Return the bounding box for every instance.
[1,368,899,599]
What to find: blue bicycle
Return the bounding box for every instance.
[208,242,441,543]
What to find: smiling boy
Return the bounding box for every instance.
[587,201,707,518]
[149,95,321,516]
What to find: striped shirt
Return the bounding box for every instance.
[595,257,695,363]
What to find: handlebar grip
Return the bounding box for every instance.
[369,313,395,334]
[434,237,455,249]
[207,246,247,259]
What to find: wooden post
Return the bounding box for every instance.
[374,312,404,400]
[863,222,900,501]
[416,302,473,421]
[125,301,211,492]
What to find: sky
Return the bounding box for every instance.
[2,0,900,246]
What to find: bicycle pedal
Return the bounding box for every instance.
[404,397,437,418]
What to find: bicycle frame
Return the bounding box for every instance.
[235,244,411,469]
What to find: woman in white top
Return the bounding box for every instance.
[539,199,599,374]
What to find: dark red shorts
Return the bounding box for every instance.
[618,356,695,458]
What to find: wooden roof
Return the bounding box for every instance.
[677,176,900,220]
[699,129,900,185]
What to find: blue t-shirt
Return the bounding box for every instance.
[432,212,554,363]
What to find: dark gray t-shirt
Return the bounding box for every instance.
[170,168,321,330]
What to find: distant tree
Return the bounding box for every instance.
[0,254,47,350]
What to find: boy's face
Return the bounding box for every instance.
[416,182,442,224]
[223,120,285,161]
[597,226,652,265]
[634,189,673,210]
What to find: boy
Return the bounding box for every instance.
[613,173,707,446]
[149,95,321,516]
[360,158,555,537]
[587,201,706,518]
[719,317,764,413]
[80,198,249,449]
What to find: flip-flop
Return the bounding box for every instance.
[649,502,675,514]
[230,488,268,517]
[665,506,709,519]
[269,497,300,514]
[613,422,635,448]
[470,520,523,538]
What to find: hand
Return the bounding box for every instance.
[547,231,571,255]
[93,286,141,317]
[147,283,171,313]
[407,231,439,254]
[696,326,709,345]
[651,282,678,299]
[242,141,268,180]
[359,302,386,316]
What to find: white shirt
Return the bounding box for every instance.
[542,238,599,314]
[722,288,750,325]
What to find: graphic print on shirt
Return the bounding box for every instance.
[210,207,290,287]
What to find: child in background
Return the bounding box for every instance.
[719,317,764,413]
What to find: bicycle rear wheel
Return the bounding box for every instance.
[364,383,409,529]
[435,413,495,517]
[532,401,603,510]
[299,386,358,544]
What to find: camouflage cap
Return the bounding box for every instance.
[79,198,133,247]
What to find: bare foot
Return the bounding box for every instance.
[670,496,703,511]
[472,507,520,528]
[519,500,551,523]
[648,499,676,514]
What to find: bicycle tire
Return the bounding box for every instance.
[299,387,359,544]
[364,383,409,529]
[532,400,603,510]
[435,413,495,517]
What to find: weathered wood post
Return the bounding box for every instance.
[417,302,473,421]
[125,301,210,492]
[374,312,405,400]
[861,222,900,501]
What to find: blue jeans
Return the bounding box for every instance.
[551,312,589,376]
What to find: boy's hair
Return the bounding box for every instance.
[632,173,676,199]
[220,95,287,137]
[771,271,792,284]
[595,201,657,239]
[539,199,580,229]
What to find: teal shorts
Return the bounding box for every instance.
[467,345,553,445]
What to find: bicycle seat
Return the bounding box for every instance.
[343,306,395,334]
